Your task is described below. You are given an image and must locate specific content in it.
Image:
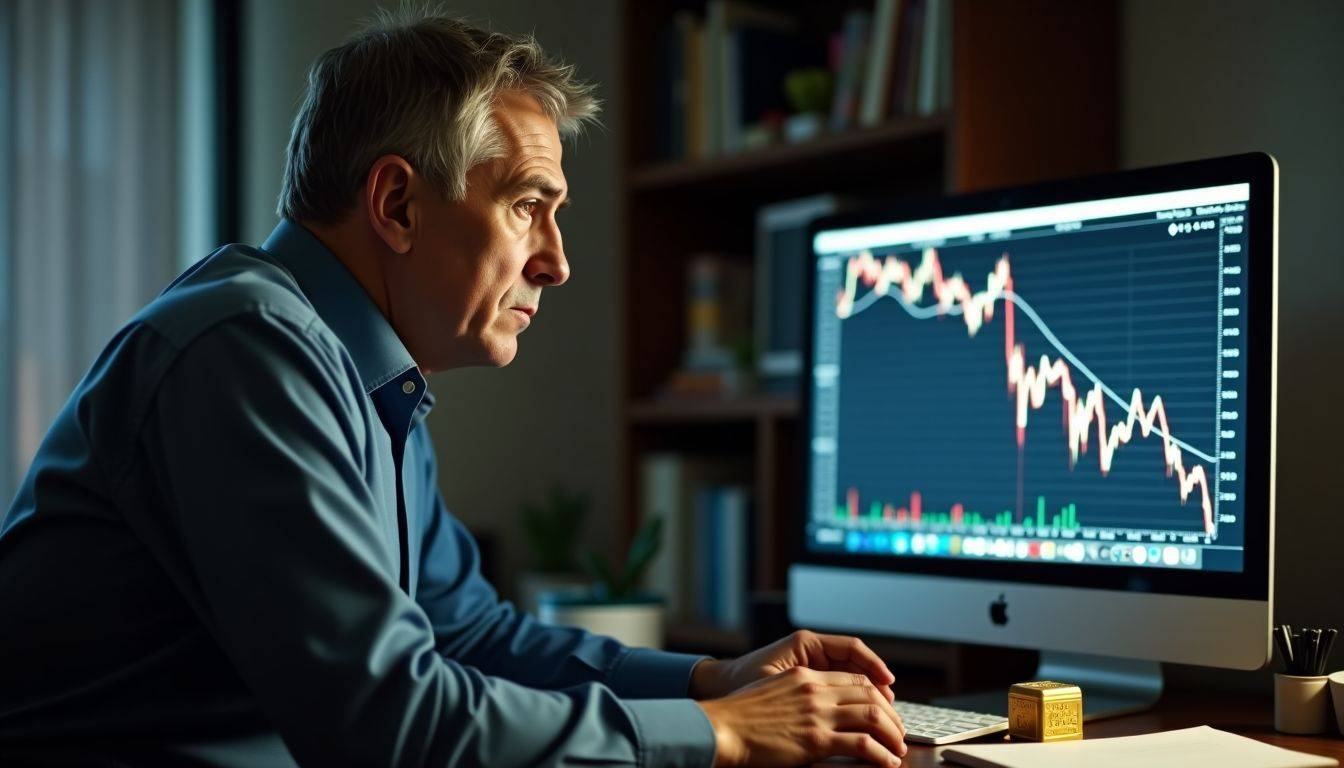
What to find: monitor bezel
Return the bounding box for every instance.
[797,152,1277,602]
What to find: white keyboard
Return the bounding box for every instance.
[893,700,1008,745]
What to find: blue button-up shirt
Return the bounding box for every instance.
[0,220,716,767]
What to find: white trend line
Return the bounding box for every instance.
[844,287,1220,465]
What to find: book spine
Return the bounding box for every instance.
[698,486,720,625]
[859,0,899,127]
[704,0,725,156]
[916,0,942,116]
[640,454,683,618]
[829,11,871,132]
[937,0,953,112]
[719,486,748,629]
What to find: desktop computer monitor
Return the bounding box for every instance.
[791,153,1278,718]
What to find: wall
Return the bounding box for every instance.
[241,0,622,593]
[1123,0,1344,681]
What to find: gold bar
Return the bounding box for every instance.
[1007,681,1083,742]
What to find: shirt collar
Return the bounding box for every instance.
[260,219,420,397]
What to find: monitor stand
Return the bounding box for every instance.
[932,651,1163,721]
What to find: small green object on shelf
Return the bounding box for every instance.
[582,515,664,601]
[784,67,832,115]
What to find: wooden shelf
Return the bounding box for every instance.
[628,394,799,424]
[627,115,950,199]
[630,114,948,189]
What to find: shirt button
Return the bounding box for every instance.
[402,380,417,395]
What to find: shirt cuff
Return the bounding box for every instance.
[623,698,717,768]
[606,648,709,699]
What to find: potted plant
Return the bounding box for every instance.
[537,516,666,649]
[783,67,832,143]
[516,486,591,615]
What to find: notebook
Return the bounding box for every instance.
[942,725,1339,768]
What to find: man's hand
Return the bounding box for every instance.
[697,667,907,767]
[690,630,896,703]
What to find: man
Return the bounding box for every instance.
[0,10,907,767]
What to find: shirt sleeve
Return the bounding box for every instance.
[138,310,715,768]
[409,426,710,699]
[409,422,719,760]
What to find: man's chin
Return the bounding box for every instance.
[483,336,519,367]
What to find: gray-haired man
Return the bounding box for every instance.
[0,10,906,767]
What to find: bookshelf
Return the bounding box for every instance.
[616,0,1117,661]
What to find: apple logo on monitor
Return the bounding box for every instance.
[990,593,1009,626]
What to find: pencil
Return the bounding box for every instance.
[1280,625,1297,673]
[1274,625,1293,671]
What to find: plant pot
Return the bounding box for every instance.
[516,571,590,616]
[537,592,665,650]
[784,112,824,144]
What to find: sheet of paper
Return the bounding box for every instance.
[941,725,1338,768]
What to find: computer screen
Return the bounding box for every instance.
[806,182,1252,575]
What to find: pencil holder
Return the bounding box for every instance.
[1274,672,1330,734]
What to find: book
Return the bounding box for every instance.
[694,486,720,625]
[859,0,902,127]
[641,455,750,621]
[829,9,872,132]
[916,0,948,116]
[714,486,750,629]
[691,484,751,630]
[641,454,685,617]
[937,0,953,112]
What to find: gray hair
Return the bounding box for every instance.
[277,7,600,223]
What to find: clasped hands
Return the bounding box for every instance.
[690,630,907,767]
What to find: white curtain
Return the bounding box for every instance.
[1,0,216,501]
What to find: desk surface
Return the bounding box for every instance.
[895,690,1344,766]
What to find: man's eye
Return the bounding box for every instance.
[515,200,539,217]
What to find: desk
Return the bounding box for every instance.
[896,690,1344,766]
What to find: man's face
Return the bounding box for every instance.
[386,91,570,372]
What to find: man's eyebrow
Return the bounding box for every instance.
[510,173,571,208]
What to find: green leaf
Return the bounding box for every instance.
[581,551,616,596]
[620,515,664,592]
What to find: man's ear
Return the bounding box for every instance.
[365,154,417,255]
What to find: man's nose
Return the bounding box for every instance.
[528,218,569,286]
